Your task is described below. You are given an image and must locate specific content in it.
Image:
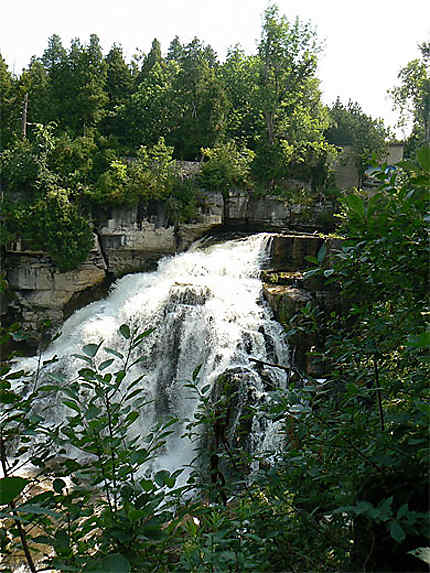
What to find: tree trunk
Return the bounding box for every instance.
[22,93,28,139]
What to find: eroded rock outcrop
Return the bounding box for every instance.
[5,235,107,344]
[3,193,337,346]
[97,193,224,276]
[262,234,342,373]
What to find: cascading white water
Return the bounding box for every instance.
[15,233,289,474]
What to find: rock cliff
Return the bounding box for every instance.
[3,190,336,347]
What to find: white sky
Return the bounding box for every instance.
[1,0,429,134]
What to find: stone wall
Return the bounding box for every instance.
[333,143,404,189]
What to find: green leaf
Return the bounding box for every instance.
[397,503,409,519]
[38,384,59,392]
[119,324,130,339]
[408,547,430,565]
[323,269,334,278]
[0,390,18,404]
[132,328,155,346]
[15,504,58,517]
[407,331,430,349]
[390,520,406,543]
[140,519,164,539]
[317,243,327,263]
[105,347,124,360]
[0,477,29,505]
[192,364,202,381]
[83,343,100,358]
[140,478,154,492]
[99,358,114,371]
[63,400,81,413]
[125,411,139,426]
[5,369,26,380]
[78,368,97,380]
[83,553,130,573]
[154,470,170,487]
[53,478,66,494]
[72,354,93,364]
[304,255,319,264]
[344,193,365,216]
[417,145,430,171]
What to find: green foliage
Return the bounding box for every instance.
[0,326,183,572]
[1,125,94,271]
[15,188,94,271]
[390,42,430,153]
[0,53,20,150]
[2,144,429,573]
[167,38,227,160]
[127,137,176,201]
[199,141,255,194]
[286,148,430,570]
[326,98,389,185]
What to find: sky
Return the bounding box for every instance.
[1,0,429,134]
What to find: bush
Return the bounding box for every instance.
[13,188,94,272]
[199,141,255,194]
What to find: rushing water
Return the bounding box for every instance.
[15,233,290,474]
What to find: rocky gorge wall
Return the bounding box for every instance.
[2,189,337,351]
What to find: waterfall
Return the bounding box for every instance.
[15,233,290,476]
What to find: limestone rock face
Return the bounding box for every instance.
[6,236,107,341]
[263,285,312,322]
[5,190,337,347]
[98,193,224,276]
[261,234,342,373]
[225,189,334,231]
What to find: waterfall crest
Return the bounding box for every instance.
[16,233,290,473]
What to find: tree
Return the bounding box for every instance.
[249,4,330,189]
[199,141,255,195]
[40,34,68,125]
[166,35,184,62]
[167,38,227,159]
[140,37,162,77]
[390,41,430,153]
[78,34,108,133]
[221,46,262,148]
[257,4,320,147]
[18,57,51,128]
[325,98,389,186]
[105,43,133,110]
[102,43,134,143]
[278,147,430,571]
[118,60,178,150]
[1,124,94,270]
[0,53,19,149]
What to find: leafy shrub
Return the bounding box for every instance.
[12,188,94,272]
[199,141,255,194]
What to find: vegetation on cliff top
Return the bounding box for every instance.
[2,3,417,269]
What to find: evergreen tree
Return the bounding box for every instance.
[18,57,51,128]
[140,38,162,77]
[168,38,227,159]
[41,34,68,125]
[166,35,184,62]
[0,54,19,149]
